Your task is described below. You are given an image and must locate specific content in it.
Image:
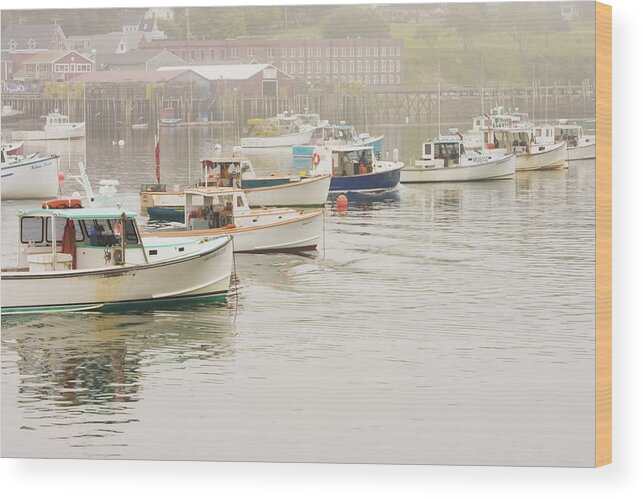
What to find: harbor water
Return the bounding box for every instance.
[1,124,596,465]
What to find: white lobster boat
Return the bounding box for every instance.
[483,128,567,171]
[240,112,316,148]
[533,121,596,161]
[1,206,233,314]
[400,137,516,183]
[12,111,85,141]
[1,149,60,199]
[143,186,324,253]
[140,156,330,221]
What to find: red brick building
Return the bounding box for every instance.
[15,50,95,82]
[141,35,403,87]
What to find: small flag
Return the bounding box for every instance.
[154,134,160,184]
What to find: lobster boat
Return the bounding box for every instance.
[1,203,233,314]
[142,186,324,253]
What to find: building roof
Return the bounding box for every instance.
[157,64,290,81]
[22,50,92,65]
[67,69,192,83]
[96,49,183,67]
[1,24,67,52]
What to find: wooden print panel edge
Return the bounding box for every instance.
[596,1,612,467]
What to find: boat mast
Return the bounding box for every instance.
[437,56,441,137]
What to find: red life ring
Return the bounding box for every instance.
[311,152,321,167]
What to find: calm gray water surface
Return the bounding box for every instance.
[1,124,596,465]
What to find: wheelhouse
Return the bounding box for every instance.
[184,187,249,230]
[14,207,143,272]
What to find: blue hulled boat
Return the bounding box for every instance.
[313,144,403,194]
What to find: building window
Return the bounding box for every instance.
[291,47,296,58]
[9,39,17,50]
[231,48,238,59]
[396,46,401,57]
[307,47,312,57]
[341,60,346,73]
[349,47,354,57]
[340,47,346,57]
[396,74,401,84]
[349,61,354,73]
[389,46,395,56]
[389,60,394,72]
[326,60,331,73]
[364,60,370,73]
[190,50,196,61]
[389,75,394,84]
[332,61,338,73]
[27,39,37,50]
[381,47,386,57]
[373,60,378,73]
[267,47,273,58]
[357,47,362,57]
[396,60,401,73]
[54,63,70,73]
[326,47,331,57]
[373,47,378,56]
[247,47,254,57]
[316,60,321,73]
[357,60,362,73]
[365,75,370,85]
[281,48,287,58]
[316,47,321,57]
[333,47,338,57]
[290,61,296,74]
[373,75,378,85]
[364,47,370,57]
[282,61,288,73]
[299,61,304,73]
[307,60,312,73]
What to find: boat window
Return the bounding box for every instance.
[20,217,44,244]
[424,143,432,157]
[124,219,139,244]
[45,217,68,243]
[236,196,245,208]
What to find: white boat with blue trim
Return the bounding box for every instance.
[400,137,516,183]
[1,148,60,199]
[141,155,330,221]
[1,205,233,314]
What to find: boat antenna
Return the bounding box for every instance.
[480,54,484,116]
[437,55,442,137]
[83,76,87,168]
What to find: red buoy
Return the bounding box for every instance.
[58,171,65,185]
[336,194,348,212]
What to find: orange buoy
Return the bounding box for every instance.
[336,194,348,212]
[226,223,237,229]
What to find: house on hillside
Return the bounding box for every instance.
[1,24,69,53]
[12,50,94,82]
[156,63,294,99]
[68,32,144,56]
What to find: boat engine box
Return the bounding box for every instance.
[27,253,73,272]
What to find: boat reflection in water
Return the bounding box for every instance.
[1,304,235,458]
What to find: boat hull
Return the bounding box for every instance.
[567,141,596,161]
[244,174,330,207]
[400,154,516,183]
[516,141,568,171]
[144,209,324,253]
[1,155,60,199]
[12,123,85,141]
[240,129,314,148]
[0,237,233,314]
[330,166,402,193]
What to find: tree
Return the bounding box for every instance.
[320,6,391,39]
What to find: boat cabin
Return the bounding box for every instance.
[483,128,548,155]
[12,207,146,272]
[420,139,466,165]
[43,111,71,126]
[200,157,253,188]
[320,145,379,177]
[553,124,587,146]
[184,187,251,230]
